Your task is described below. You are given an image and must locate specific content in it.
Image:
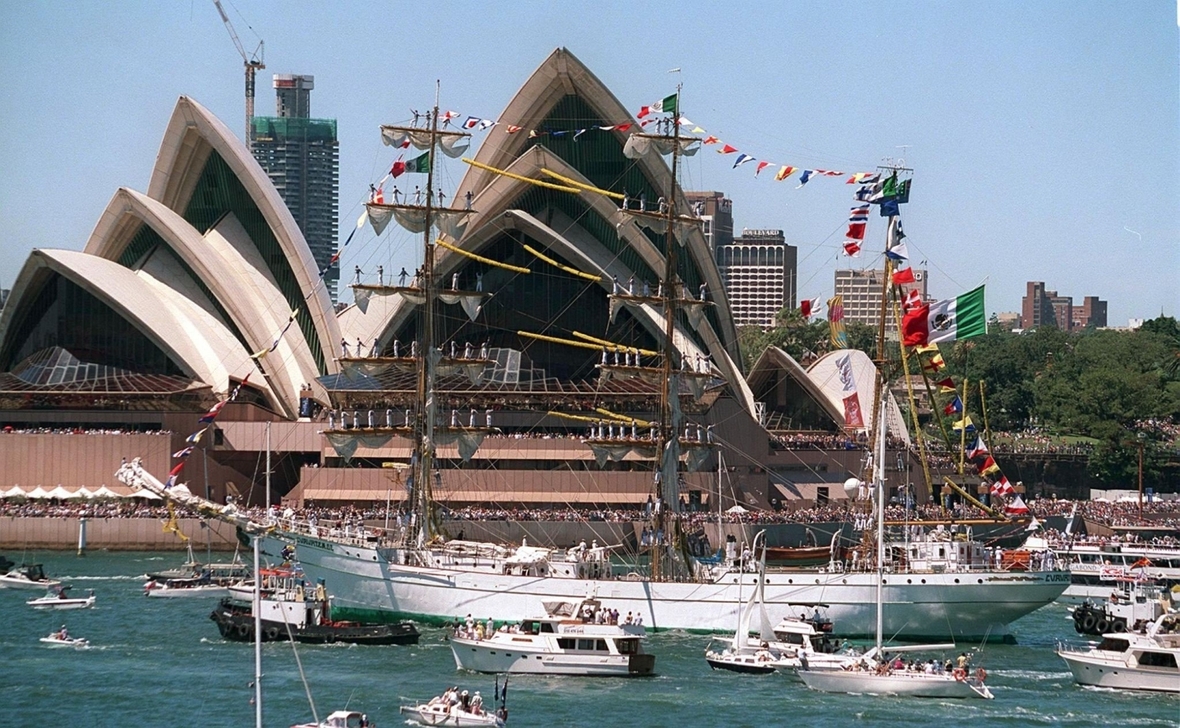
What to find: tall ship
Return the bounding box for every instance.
[114,53,1068,641]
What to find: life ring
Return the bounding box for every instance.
[1080,614,1097,632]
[975,667,987,682]
[236,623,250,638]
[265,626,280,641]
[953,667,967,682]
[1095,620,1110,634]
[1112,620,1127,633]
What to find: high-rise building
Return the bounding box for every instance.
[715,229,797,328]
[833,268,928,333]
[251,74,340,302]
[684,191,733,254]
[1021,281,1106,330]
[0,288,9,311]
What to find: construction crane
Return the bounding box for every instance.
[213,0,265,149]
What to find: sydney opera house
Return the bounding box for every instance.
[0,49,905,509]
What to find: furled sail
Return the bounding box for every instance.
[381,126,471,158]
[366,203,471,239]
[616,209,701,246]
[622,134,700,159]
[353,284,483,321]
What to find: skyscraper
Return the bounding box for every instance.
[251,74,340,302]
[833,268,928,333]
[716,229,797,328]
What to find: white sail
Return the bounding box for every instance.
[622,134,699,159]
[381,126,471,158]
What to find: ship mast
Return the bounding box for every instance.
[413,84,442,547]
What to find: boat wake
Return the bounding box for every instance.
[56,574,141,581]
[989,669,1072,681]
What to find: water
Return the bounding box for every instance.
[1,551,1176,727]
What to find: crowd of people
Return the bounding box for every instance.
[0,426,170,436]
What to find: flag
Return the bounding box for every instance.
[849,204,870,222]
[975,455,1000,476]
[902,285,987,347]
[441,110,459,122]
[755,161,771,176]
[885,241,910,261]
[638,93,677,117]
[843,393,864,428]
[185,428,207,444]
[827,296,848,347]
[163,460,186,489]
[229,373,251,401]
[853,184,875,202]
[845,222,866,240]
[847,172,880,185]
[903,289,922,310]
[733,153,756,168]
[892,267,916,285]
[702,135,720,145]
[880,199,900,217]
[922,352,946,373]
[800,299,812,318]
[372,187,384,204]
[718,144,738,155]
[775,166,797,181]
[943,396,963,416]
[990,476,1014,496]
[390,156,406,178]
[1005,494,1029,514]
[505,125,522,134]
[198,400,226,424]
[842,241,861,257]
[935,377,957,394]
[952,415,976,433]
[463,116,481,129]
[967,435,989,459]
[797,170,814,186]
[395,152,430,175]
[172,446,194,459]
[896,178,912,204]
[478,119,496,131]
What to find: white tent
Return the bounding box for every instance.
[25,486,51,499]
[129,488,162,500]
[75,487,95,499]
[725,505,749,514]
[1,485,26,499]
[46,485,75,500]
[90,485,124,499]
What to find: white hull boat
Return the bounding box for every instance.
[40,635,89,648]
[259,530,1067,641]
[27,591,96,610]
[0,564,61,591]
[143,580,230,598]
[796,665,993,699]
[1057,613,1180,693]
[400,704,505,727]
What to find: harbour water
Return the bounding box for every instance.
[1,551,1175,727]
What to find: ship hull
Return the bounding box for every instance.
[261,532,1069,642]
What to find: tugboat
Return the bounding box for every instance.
[209,567,418,645]
[1070,576,1175,636]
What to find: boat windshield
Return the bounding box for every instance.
[1096,637,1130,652]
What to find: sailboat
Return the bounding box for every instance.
[796,391,993,699]
[704,532,781,674]
[119,85,1069,643]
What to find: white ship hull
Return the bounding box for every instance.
[451,637,646,676]
[260,533,1069,641]
[1058,650,1180,693]
[796,667,993,698]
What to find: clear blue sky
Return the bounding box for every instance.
[1,1,1176,326]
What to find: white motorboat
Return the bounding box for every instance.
[764,613,859,671]
[1025,533,1180,601]
[40,629,89,648]
[0,563,61,590]
[1070,576,1176,636]
[450,598,655,676]
[401,684,508,727]
[143,577,230,598]
[796,392,994,701]
[27,585,96,610]
[290,710,372,728]
[1057,612,1180,693]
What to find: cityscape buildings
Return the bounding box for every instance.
[250,74,341,302]
[832,268,928,332]
[715,228,797,328]
[1021,281,1107,330]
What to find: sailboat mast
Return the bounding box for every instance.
[253,533,262,728]
[414,86,441,546]
[875,396,887,655]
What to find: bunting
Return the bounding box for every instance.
[827,295,848,348]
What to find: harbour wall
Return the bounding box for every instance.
[0,517,241,551]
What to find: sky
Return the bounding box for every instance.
[1,1,1177,326]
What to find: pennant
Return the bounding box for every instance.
[943,396,963,416]
[691,126,705,133]
[614,123,632,133]
[967,435,989,459]
[935,377,957,394]
[163,460,186,489]
[902,285,988,347]
[755,161,771,176]
[172,446,194,459]
[976,455,1001,476]
[842,241,861,257]
[718,144,738,155]
[774,166,797,181]
[229,373,251,401]
[185,428,207,444]
[892,267,916,285]
[817,169,844,177]
[506,125,523,134]
[198,399,226,424]
[885,241,910,261]
[847,172,880,185]
[573,129,587,140]
[733,153,756,169]
[702,135,720,145]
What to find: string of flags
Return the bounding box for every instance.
[166,373,256,488]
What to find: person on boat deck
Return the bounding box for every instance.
[957,652,970,669]
[465,614,475,634]
[624,611,633,625]
[475,621,485,639]
[460,690,470,711]
[470,691,483,715]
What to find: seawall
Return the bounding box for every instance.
[0,517,241,551]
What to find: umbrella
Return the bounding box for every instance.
[1,485,26,499]
[129,489,162,500]
[25,486,51,499]
[90,485,124,499]
[46,486,75,500]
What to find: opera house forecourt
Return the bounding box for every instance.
[0,49,909,537]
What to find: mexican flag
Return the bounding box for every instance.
[902,285,987,347]
[637,93,678,118]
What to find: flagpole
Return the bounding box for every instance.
[959,378,969,476]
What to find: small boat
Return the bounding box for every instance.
[1070,577,1174,636]
[210,568,418,646]
[27,585,96,610]
[0,563,61,590]
[450,598,655,676]
[704,647,780,674]
[143,575,231,598]
[705,532,784,675]
[401,683,508,727]
[1057,612,1180,693]
[40,629,89,648]
[290,710,375,728]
